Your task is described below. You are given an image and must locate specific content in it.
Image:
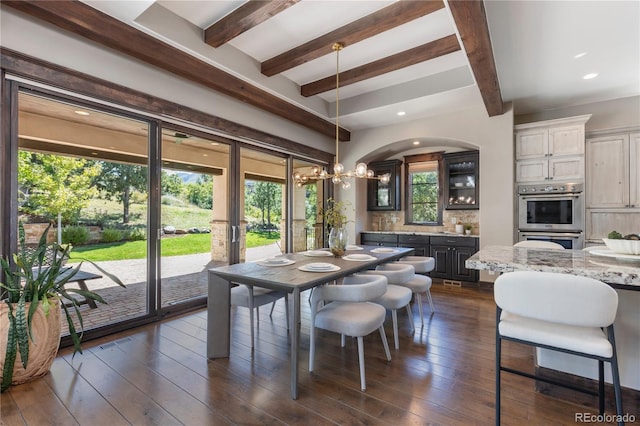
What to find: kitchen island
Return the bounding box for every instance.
[466,245,640,392]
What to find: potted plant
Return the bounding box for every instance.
[0,224,124,392]
[320,198,350,257]
[464,223,473,235]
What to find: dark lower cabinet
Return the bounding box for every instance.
[360,233,479,282]
[398,234,429,256]
[360,232,398,247]
[430,236,479,282]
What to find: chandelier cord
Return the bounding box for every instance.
[334,42,342,166]
[291,42,389,189]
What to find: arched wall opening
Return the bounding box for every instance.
[336,103,515,282]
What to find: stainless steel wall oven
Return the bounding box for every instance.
[517,183,584,249]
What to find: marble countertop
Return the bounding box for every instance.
[466,245,640,288]
[362,230,479,238]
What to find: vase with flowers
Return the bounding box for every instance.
[321,198,350,257]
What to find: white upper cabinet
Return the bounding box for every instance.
[515,115,591,182]
[515,128,548,159]
[548,125,585,157]
[587,131,640,208]
[586,134,629,208]
[630,133,640,208]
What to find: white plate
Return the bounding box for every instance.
[258,258,295,267]
[303,250,333,257]
[589,249,640,262]
[298,263,340,272]
[262,257,290,264]
[371,247,397,253]
[346,245,363,251]
[343,254,376,261]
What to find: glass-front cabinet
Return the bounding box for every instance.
[367,160,402,211]
[444,151,479,210]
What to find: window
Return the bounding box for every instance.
[405,153,443,225]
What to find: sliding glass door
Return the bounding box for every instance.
[236,147,287,263]
[159,129,230,309]
[16,91,153,334]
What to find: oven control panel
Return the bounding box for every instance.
[518,182,583,195]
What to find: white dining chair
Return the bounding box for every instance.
[396,255,436,314]
[230,284,289,349]
[361,265,416,348]
[309,274,391,391]
[494,271,623,425]
[369,262,433,325]
[351,272,414,350]
[513,240,565,249]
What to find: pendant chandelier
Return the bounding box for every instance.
[294,42,390,189]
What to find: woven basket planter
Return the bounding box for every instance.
[0,299,61,386]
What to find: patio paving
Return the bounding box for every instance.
[61,243,283,335]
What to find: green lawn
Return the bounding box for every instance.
[84,198,213,229]
[69,231,280,262]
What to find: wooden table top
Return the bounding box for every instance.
[209,246,414,292]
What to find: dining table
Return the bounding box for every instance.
[207,245,414,399]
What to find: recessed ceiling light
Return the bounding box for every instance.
[583,73,598,80]
[574,52,587,59]
[413,141,420,145]
[91,152,98,155]
[397,111,406,116]
[203,154,208,157]
[74,110,90,116]
[210,142,219,146]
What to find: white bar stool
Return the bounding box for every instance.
[494,271,623,425]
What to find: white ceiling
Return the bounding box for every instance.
[83,0,640,132]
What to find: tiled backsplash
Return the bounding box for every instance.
[369,210,480,235]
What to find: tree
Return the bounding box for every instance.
[161,171,183,197]
[94,162,147,224]
[184,175,213,209]
[246,181,282,227]
[18,152,101,224]
[305,183,318,228]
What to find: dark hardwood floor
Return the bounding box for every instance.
[1,284,616,425]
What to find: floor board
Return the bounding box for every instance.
[2,284,617,425]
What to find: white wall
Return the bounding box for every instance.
[338,104,515,282]
[0,6,332,152]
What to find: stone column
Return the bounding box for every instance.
[210,170,228,262]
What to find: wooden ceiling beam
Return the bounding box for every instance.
[301,34,460,97]
[4,0,349,141]
[204,0,300,48]
[261,0,445,77]
[447,0,504,116]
